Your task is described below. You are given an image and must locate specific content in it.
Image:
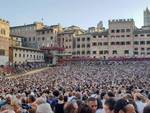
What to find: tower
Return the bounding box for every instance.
[97,21,103,29]
[144,7,150,26]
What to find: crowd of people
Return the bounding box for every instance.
[0,60,150,113]
[0,62,47,76]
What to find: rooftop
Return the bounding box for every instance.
[0,18,9,24]
[10,22,43,28]
[91,30,109,36]
[10,46,42,52]
[133,28,150,34]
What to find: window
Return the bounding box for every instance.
[51,37,53,40]
[121,29,125,33]
[50,29,53,35]
[140,41,145,45]
[141,48,145,51]
[93,51,97,54]
[19,54,21,57]
[93,36,96,38]
[15,53,17,57]
[24,38,27,42]
[116,35,120,38]
[82,44,85,48]
[0,49,5,56]
[147,41,150,45]
[116,29,120,33]
[77,45,80,48]
[72,52,76,55]
[112,50,117,54]
[140,34,144,37]
[141,52,145,55]
[116,42,120,45]
[124,50,129,54]
[134,52,138,55]
[126,41,131,45]
[82,38,85,41]
[87,37,90,41]
[134,41,139,45]
[77,38,80,42]
[103,42,108,45]
[98,35,102,38]
[121,35,125,37]
[82,51,85,55]
[3,29,6,35]
[104,50,109,54]
[33,37,35,41]
[23,54,25,58]
[111,30,115,33]
[87,44,90,48]
[92,42,97,46]
[87,51,91,54]
[134,48,138,51]
[135,35,138,37]
[111,42,115,45]
[77,51,80,55]
[42,37,45,41]
[147,48,150,51]
[99,51,103,54]
[98,42,102,46]
[42,31,45,34]
[1,29,5,35]
[126,29,131,32]
[29,37,31,41]
[38,37,40,41]
[126,35,130,37]
[147,34,150,37]
[121,42,125,45]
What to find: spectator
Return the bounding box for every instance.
[104,98,116,113]
[87,97,98,113]
[143,105,150,113]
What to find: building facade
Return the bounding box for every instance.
[0,19,10,65]
[133,28,150,58]
[73,33,92,57]
[57,26,85,54]
[36,24,62,48]
[9,46,44,64]
[72,18,150,59]
[10,35,27,47]
[107,19,135,58]
[10,22,45,48]
[8,7,150,60]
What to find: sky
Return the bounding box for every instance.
[0,0,150,29]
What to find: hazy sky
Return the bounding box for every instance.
[0,0,150,29]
